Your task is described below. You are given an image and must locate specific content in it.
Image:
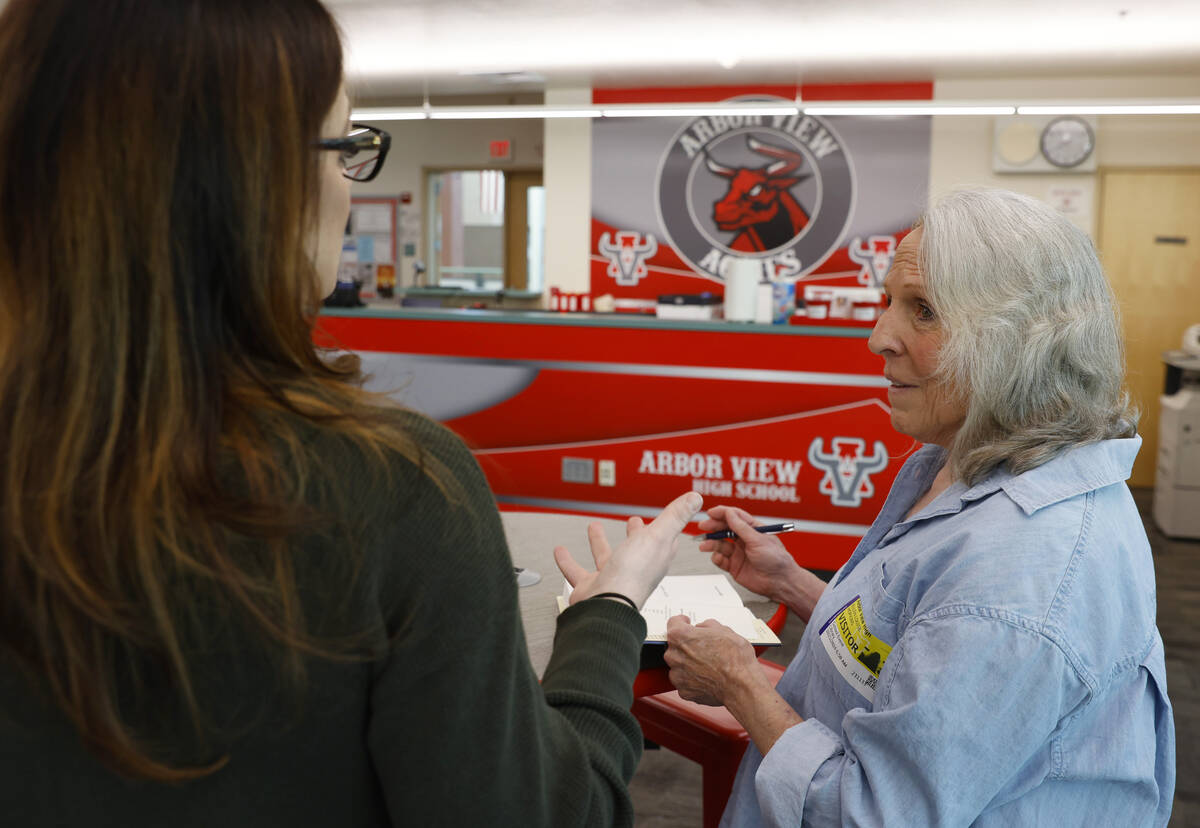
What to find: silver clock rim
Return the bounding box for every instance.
[1039,116,1095,169]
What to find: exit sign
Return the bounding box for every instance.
[489,139,513,162]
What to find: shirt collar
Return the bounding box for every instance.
[894,436,1140,531]
[991,435,1141,515]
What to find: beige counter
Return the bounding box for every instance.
[502,511,777,676]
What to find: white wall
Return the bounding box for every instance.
[349,117,545,287]
[542,86,593,296]
[931,75,1200,237]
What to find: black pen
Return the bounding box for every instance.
[692,522,796,542]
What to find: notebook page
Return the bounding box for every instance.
[560,574,770,642]
[640,602,761,641]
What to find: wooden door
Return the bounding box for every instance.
[504,171,543,290]
[1097,169,1200,487]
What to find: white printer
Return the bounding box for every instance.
[1153,348,1200,539]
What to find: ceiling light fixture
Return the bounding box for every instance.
[1017,102,1200,115]
[350,107,427,121]
[426,106,601,119]
[350,99,1200,122]
[803,102,1016,116]
[601,103,799,118]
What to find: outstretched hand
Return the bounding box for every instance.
[553,491,703,609]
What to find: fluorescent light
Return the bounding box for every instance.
[427,107,600,119]
[351,100,1200,122]
[350,107,428,121]
[1018,103,1200,115]
[803,104,1016,116]
[601,104,799,118]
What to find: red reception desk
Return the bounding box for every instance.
[316,308,915,572]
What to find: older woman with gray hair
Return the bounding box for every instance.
[664,188,1176,826]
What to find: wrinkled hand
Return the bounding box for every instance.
[699,505,801,602]
[553,491,703,608]
[664,615,760,707]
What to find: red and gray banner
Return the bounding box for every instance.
[590,84,932,310]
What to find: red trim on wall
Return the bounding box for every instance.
[801,81,934,101]
[593,85,799,104]
[593,82,933,105]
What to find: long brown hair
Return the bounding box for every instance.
[0,0,434,781]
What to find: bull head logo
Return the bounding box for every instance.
[598,231,658,286]
[706,136,812,253]
[847,235,897,288]
[808,437,888,508]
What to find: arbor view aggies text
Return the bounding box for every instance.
[656,108,855,284]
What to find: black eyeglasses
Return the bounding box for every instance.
[315,123,391,182]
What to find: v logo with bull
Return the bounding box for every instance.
[705,136,812,253]
[597,231,658,286]
[808,437,888,508]
[848,235,897,288]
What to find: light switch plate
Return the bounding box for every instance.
[598,460,616,487]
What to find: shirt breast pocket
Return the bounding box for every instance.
[870,565,908,635]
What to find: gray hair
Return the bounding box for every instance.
[918,188,1137,486]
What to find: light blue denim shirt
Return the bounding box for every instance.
[721,437,1175,827]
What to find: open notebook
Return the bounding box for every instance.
[558,574,781,646]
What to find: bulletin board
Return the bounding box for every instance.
[340,197,399,298]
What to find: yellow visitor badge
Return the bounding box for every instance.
[818,595,893,703]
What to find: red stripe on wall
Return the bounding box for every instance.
[593,82,933,105]
[593,85,799,104]
[800,81,934,101]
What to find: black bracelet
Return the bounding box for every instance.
[590,592,639,611]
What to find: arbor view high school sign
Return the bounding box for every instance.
[590,84,931,309]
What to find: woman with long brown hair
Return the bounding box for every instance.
[0,1,700,824]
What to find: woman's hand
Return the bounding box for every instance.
[699,505,801,602]
[701,505,827,622]
[666,615,805,755]
[663,615,760,707]
[553,491,703,609]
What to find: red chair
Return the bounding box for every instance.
[632,604,790,828]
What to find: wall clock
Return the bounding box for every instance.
[992,115,1098,174]
[1039,116,1096,169]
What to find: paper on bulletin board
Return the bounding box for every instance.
[354,204,393,234]
[374,238,393,263]
[356,236,375,263]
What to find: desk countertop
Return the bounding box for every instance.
[502,511,776,676]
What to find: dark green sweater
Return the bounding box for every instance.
[0,411,648,826]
